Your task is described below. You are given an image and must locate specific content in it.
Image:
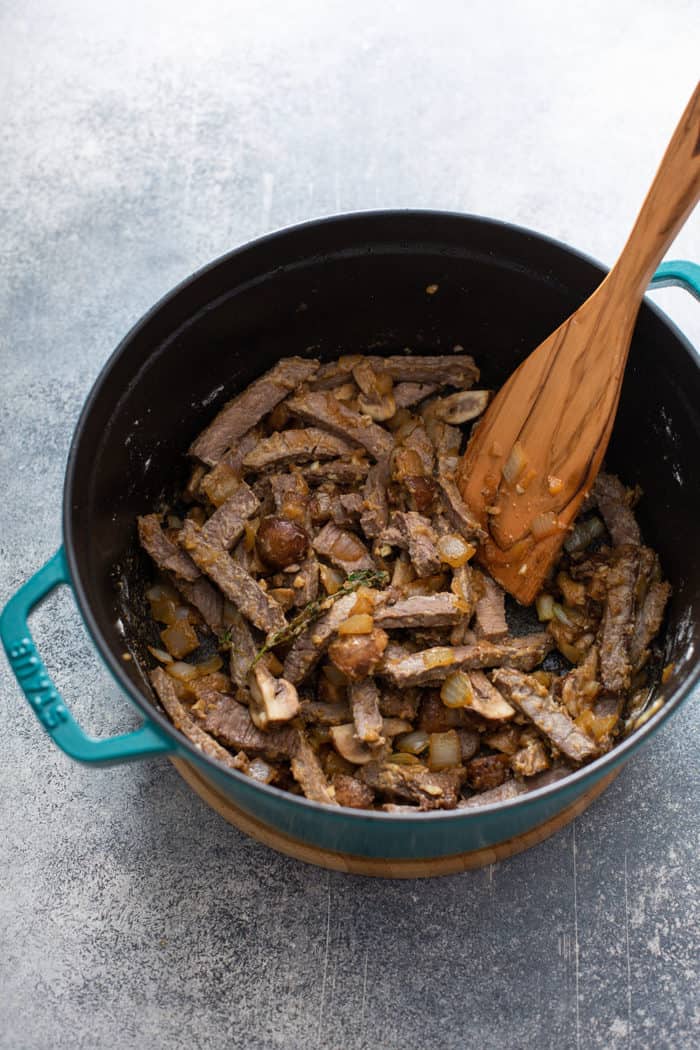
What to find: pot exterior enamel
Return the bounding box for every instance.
[4,212,699,863]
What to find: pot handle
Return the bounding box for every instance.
[0,547,174,765]
[650,260,700,301]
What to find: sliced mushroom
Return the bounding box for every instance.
[247,664,300,729]
[329,723,376,765]
[353,359,396,421]
[431,390,490,424]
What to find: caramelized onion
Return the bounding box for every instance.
[428,730,461,771]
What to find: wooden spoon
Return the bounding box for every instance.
[457,82,700,605]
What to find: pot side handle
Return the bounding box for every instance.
[650,260,700,301]
[0,548,173,766]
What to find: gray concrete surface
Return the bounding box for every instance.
[1,2,699,1048]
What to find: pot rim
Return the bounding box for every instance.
[63,208,700,822]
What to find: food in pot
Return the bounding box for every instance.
[134,353,670,811]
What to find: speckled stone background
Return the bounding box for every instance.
[1,3,699,1048]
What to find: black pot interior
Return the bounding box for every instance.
[65,212,700,726]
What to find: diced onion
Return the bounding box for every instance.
[531,670,552,688]
[160,620,199,659]
[146,582,179,602]
[440,670,474,708]
[552,602,574,627]
[437,534,476,568]
[327,529,368,564]
[247,758,275,783]
[536,593,555,621]
[195,653,224,676]
[319,564,343,595]
[395,730,430,755]
[531,511,562,540]
[557,640,584,664]
[424,647,456,670]
[149,596,179,624]
[337,613,374,635]
[428,730,461,771]
[547,475,563,495]
[352,588,376,615]
[502,442,528,484]
[148,646,173,664]
[387,752,421,765]
[564,515,606,553]
[166,660,199,682]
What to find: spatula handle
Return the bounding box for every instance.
[612,81,700,299]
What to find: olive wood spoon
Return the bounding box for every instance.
[457,82,700,604]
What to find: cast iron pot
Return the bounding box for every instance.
[3,212,700,867]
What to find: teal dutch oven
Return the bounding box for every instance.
[2,213,700,870]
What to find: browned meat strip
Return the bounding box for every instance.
[331,774,375,809]
[200,428,262,506]
[593,473,641,547]
[283,592,357,683]
[511,734,550,777]
[598,545,639,693]
[358,761,465,810]
[300,700,352,725]
[200,481,259,549]
[138,514,200,581]
[312,522,375,573]
[286,390,394,460]
[439,477,486,542]
[378,511,441,577]
[378,687,421,721]
[150,668,246,771]
[382,633,554,687]
[334,493,364,524]
[394,419,434,477]
[359,456,391,542]
[430,421,485,541]
[180,521,286,634]
[393,381,439,408]
[311,354,479,390]
[458,764,571,807]
[199,693,297,759]
[305,458,370,486]
[291,731,336,804]
[474,572,509,640]
[464,754,511,790]
[349,679,384,744]
[242,428,354,472]
[630,579,671,671]
[227,610,257,688]
[171,574,224,632]
[491,668,599,763]
[374,593,466,629]
[284,555,319,608]
[190,357,319,466]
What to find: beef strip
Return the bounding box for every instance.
[311,354,479,390]
[491,668,599,763]
[150,668,246,772]
[358,761,465,810]
[305,458,370,486]
[597,545,639,693]
[199,693,297,759]
[180,520,286,634]
[291,730,336,804]
[284,555,320,608]
[360,456,391,539]
[474,571,509,640]
[593,473,641,547]
[464,754,511,791]
[396,419,434,476]
[312,522,375,573]
[286,390,394,459]
[138,514,200,581]
[374,593,466,629]
[629,579,671,671]
[378,687,421,721]
[458,764,571,807]
[349,679,384,744]
[331,775,375,809]
[190,357,319,466]
[242,428,355,472]
[171,574,224,632]
[199,428,263,506]
[382,633,554,687]
[283,592,358,683]
[200,481,259,549]
[431,421,485,541]
[300,700,352,725]
[334,493,364,524]
[378,511,441,577]
[393,382,440,409]
[227,610,257,688]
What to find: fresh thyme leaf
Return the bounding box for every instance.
[249,567,388,670]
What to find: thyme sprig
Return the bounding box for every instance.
[249,568,388,670]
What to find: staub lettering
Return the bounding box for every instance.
[9,638,68,730]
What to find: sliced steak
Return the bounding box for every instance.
[491,668,599,763]
[227,610,258,688]
[358,761,465,810]
[474,572,509,640]
[360,456,391,539]
[394,419,434,477]
[291,731,336,804]
[305,458,370,486]
[242,428,354,472]
[171,574,224,632]
[286,390,394,460]
[593,473,641,547]
[312,521,375,573]
[464,753,511,791]
[378,687,421,721]
[629,579,671,672]
[199,693,297,759]
[180,520,286,634]
[190,357,319,466]
[458,764,571,807]
[311,354,479,389]
[285,555,320,608]
[283,592,357,683]
[349,679,384,744]
[138,514,200,581]
[597,545,639,693]
[150,668,245,772]
[331,774,375,809]
[334,493,364,524]
[378,511,441,578]
[382,633,554,687]
[393,381,439,409]
[439,477,486,542]
[374,592,466,629]
[200,481,259,549]
[199,428,262,505]
[300,699,352,725]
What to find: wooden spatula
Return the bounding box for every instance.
[457,82,700,605]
